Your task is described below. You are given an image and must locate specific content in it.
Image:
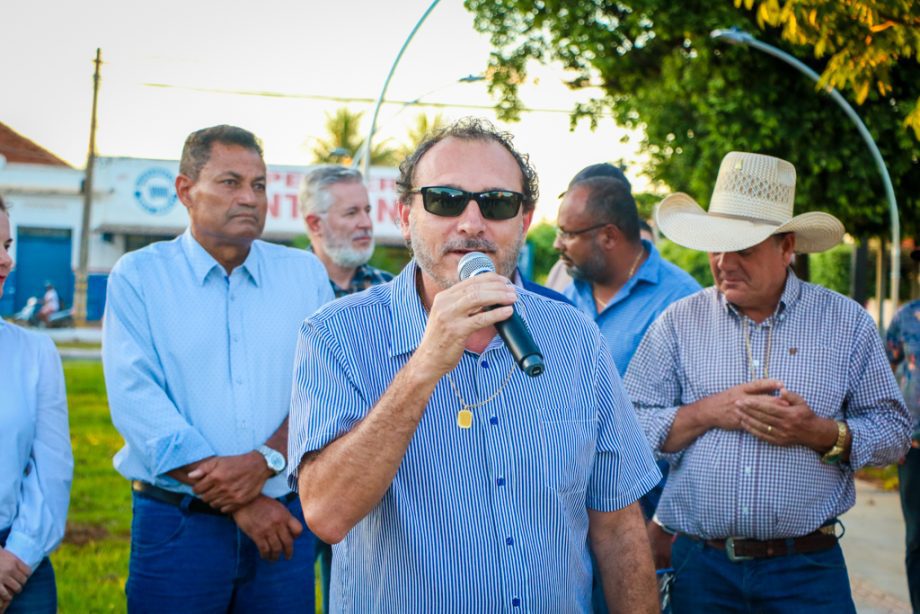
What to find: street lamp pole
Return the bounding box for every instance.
[711,28,901,326]
[359,0,442,178]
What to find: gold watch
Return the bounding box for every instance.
[821,420,848,465]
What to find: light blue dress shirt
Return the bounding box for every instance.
[0,321,72,569]
[103,229,334,498]
[288,260,660,612]
[563,240,701,375]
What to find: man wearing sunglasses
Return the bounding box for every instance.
[288,118,661,613]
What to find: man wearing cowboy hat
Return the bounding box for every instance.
[624,151,910,611]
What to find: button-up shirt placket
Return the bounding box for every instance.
[225,269,253,448]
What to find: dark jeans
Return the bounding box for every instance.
[669,534,856,613]
[899,446,920,612]
[0,528,57,614]
[126,492,316,613]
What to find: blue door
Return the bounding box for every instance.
[13,227,74,313]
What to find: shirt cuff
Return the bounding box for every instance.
[146,427,217,476]
[4,531,43,571]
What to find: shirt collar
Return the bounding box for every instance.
[719,268,803,320]
[386,259,531,358]
[388,260,429,357]
[572,239,659,314]
[180,228,261,287]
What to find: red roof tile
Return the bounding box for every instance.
[0,122,71,167]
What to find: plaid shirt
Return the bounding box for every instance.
[625,271,910,539]
[330,263,394,298]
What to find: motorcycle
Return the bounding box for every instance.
[12,296,74,328]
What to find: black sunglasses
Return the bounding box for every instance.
[410,186,524,221]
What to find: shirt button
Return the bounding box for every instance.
[481,360,489,369]
[489,416,498,426]
[744,466,752,475]
[235,379,243,385]
[752,359,760,368]
[512,598,521,607]
[233,335,240,342]
[230,294,236,301]
[506,537,514,546]
[496,477,505,486]
[742,506,750,515]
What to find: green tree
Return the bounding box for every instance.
[745,0,920,138]
[311,108,400,166]
[465,0,920,238]
[526,221,559,282]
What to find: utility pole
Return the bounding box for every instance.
[73,48,101,327]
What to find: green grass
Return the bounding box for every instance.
[54,361,130,612]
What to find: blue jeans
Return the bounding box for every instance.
[127,492,316,613]
[669,534,855,613]
[899,446,920,612]
[0,528,57,614]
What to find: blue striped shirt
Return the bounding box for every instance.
[288,260,660,612]
[625,271,910,539]
[563,240,701,375]
[103,229,334,497]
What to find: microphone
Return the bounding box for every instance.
[457,251,545,377]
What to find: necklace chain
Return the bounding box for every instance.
[594,245,645,311]
[417,271,517,428]
[742,318,774,380]
[447,363,516,413]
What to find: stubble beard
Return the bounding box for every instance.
[409,215,525,289]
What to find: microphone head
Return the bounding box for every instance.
[457,251,495,281]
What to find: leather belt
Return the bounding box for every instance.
[685,526,838,562]
[131,481,297,516]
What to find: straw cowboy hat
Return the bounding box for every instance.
[655,151,845,253]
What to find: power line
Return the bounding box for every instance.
[142,82,576,115]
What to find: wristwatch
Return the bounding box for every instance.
[821,421,849,465]
[257,445,286,476]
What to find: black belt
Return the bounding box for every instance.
[131,481,296,516]
[684,525,838,562]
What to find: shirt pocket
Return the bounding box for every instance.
[778,346,848,418]
[539,418,597,496]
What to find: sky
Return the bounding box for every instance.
[1,0,648,222]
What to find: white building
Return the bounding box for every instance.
[0,135,403,320]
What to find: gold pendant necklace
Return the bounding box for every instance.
[415,270,518,429]
[447,363,516,429]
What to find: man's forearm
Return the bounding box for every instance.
[589,504,658,614]
[661,400,716,453]
[298,353,440,544]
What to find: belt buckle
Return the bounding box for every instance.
[725,537,754,562]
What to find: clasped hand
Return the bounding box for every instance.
[0,549,30,613]
[187,452,270,513]
[729,379,824,447]
[232,496,303,561]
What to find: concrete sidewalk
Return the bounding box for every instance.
[842,479,912,613]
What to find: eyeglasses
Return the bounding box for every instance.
[410,186,524,221]
[555,222,611,241]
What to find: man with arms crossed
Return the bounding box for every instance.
[289,118,661,612]
[104,125,333,611]
[626,151,909,612]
